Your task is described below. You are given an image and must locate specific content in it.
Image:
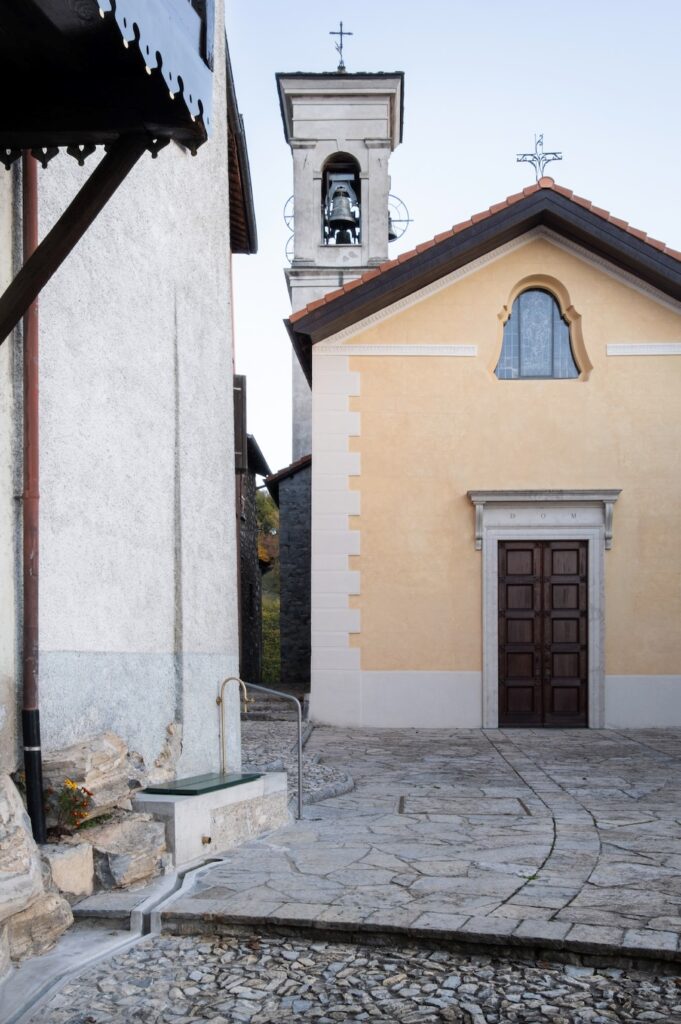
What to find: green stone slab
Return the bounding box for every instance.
[142,772,262,796]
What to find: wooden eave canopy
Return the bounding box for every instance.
[0,0,221,347]
[286,186,681,384]
[226,39,257,254]
[0,0,214,157]
[246,435,270,478]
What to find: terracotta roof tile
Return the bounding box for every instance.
[288,180,681,323]
[342,276,365,293]
[361,267,381,282]
[571,194,592,210]
[609,216,629,230]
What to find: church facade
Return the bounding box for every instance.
[287,178,681,729]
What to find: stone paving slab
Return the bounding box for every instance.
[160,728,681,963]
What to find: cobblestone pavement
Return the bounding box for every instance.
[27,932,681,1023]
[162,729,681,959]
[241,722,354,805]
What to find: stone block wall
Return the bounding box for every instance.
[278,465,311,687]
[239,471,262,684]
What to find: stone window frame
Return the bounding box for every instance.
[468,489,621,729]
[492,275,593,381]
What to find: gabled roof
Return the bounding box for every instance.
[264,454,311,506]
[285,177,681,383]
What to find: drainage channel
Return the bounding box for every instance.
[0,854,228,1024]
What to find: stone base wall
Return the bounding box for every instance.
[240,471,263,684]
[211,791,288,852]
[279,466,311,687]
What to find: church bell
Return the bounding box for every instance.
[328,186,356,231]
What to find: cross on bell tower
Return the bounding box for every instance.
[330,21,353,72]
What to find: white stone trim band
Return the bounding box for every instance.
[307,670,681,729]
[604,676,681,727]
[606,343,681,356]
[311,353,362,723]
[316,343,477,357]
[309,671,483,728]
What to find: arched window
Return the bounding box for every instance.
[495,289,579,379]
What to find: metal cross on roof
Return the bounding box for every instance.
[517,134,563,182]
[330,21,353,72]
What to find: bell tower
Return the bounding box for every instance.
[277,71,405,458]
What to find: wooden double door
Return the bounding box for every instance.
[498,540,588,727]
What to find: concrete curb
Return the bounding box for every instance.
[303,771,355,805]
[157,908,681,970]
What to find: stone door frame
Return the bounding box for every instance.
[468,490,621,729]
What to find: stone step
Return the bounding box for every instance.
[157,901,681,968]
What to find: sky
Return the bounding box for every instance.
[226,0,681,474]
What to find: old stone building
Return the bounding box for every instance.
[265,455,311,689]
[0,2,256,782]
[0,0,260,966]
[238,431,271,685]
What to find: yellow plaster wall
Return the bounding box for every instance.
[345,237,681,674]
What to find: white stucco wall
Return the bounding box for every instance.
[3,1,241,776]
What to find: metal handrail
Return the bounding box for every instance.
[243,682,303,821]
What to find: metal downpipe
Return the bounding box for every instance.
[21,152,46,843]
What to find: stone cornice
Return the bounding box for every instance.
[467,489,622,550]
